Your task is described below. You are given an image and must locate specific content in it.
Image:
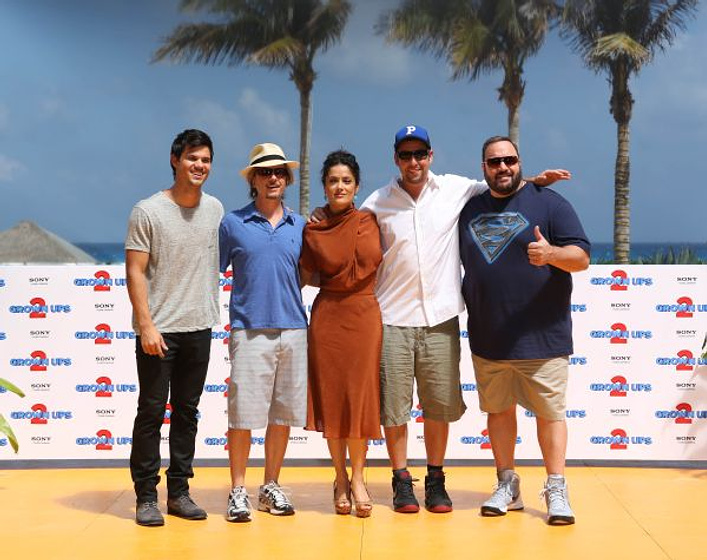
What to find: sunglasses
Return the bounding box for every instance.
[485,156,519,168]
[255,167,289,178]
[397,149,430,161]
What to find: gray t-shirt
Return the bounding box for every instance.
[125,190,224,334]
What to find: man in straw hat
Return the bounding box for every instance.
[126,129,223,526]
[219,143,308,522]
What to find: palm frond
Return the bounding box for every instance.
[251,36,304,67]
[0,415,19,453]
[0,378,25,397]
[153,21,267,66]
[593,33,649,64]
[379,0,458,57]
[0,377,24,454]
[304,0,352,53]
[643,0,699,54]
[179,0,251,15]
[562,0,699,72]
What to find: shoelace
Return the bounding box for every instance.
[492,481,515,501]
[175,495,196,506]
[395,477,416,499]
[540,484,567,509]
[264,485,292,508]
[230,488,251,510]
[427,476,446,491]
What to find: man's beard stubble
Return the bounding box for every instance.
[485,165,523,197]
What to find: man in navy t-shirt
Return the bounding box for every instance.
[459,136,590,526]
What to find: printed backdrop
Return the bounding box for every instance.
[0,265,705,463]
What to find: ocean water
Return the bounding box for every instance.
[75,242,126,264]
[588,242,707,264]
[75,241,707,264]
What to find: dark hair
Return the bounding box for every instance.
[320,149,360,186]
[170,129,214,178]
[481,135,519,161]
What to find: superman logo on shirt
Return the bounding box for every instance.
[468,212,529,264]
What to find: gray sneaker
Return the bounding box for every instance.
[136,501,165,526]
[226,486,252,522]
[481,469,524,516]
[258,481,295,516]
[541,476,575,525]
[167,494,207,520]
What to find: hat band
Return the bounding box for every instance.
[250,154,286,166]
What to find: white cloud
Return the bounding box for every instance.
[238,88,294,139]
[316,0,425,86]
[0,154,25,182]
[639,29,707,118]
[184,98,243,135]
[321,36,416,86]
[38,96,68,120]
[183,97,249,156]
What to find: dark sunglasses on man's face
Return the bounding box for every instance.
[255,167,289,178]
[397,149,430,161]
[485,156,519,168]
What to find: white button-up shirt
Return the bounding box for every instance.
[361,171,487,327]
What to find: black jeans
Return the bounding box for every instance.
[130,329,212,502]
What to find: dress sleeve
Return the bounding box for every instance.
[299,227,318,276]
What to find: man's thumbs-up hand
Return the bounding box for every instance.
[527,225,553,267]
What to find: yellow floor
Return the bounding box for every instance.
[0,465,703,560]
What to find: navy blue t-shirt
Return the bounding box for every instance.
[459,183,590,360]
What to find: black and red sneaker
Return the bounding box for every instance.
[425,471,453,513]
[392,470,420,513]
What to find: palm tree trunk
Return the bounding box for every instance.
[298,88,312,216]
[501,60,524,147]
[611,61,632,264]
[613,118,631,264]
[508,102,520,147]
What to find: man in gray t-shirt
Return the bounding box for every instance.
[125,129,223,527]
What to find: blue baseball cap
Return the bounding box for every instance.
[394,125,431,150]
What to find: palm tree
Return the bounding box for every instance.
[378,0,559,145]
[561,0,698,263]
[153,0,352,216]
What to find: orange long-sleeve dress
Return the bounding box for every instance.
[300,207,383,439]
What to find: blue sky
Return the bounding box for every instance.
[1,0,706,243]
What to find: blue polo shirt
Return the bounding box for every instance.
[219,202,307,329]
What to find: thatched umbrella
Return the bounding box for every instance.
[0,220,97,264]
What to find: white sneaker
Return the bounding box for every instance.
[226,486,252,522]
[258,481,295,516]
[541,475,575,525]
[481,470,524,516]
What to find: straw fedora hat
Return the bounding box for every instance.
[240,143,300,178]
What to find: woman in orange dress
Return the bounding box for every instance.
[300,150,382,518]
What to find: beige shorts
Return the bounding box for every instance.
[471,355,569,421]
[380,317,466,426]
[227,328,307,430]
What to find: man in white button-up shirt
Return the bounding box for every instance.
[360,125,569,514]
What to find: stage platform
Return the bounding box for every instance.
[1,465,702,560]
